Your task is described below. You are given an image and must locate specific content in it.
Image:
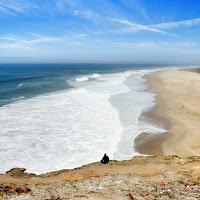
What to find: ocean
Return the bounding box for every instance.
[0,64,173,174]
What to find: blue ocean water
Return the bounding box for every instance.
[0,64,172,174]
[0,64,165,107]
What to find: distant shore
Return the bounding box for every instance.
[135,67,200,157]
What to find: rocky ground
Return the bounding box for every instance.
[1,156,200,199]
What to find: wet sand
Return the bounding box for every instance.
[139,68,200,157]
[135,104,171,155]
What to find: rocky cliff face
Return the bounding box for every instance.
[1,155,200,199]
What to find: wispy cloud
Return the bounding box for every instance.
[73,9,97,20]
[56,0,77,7]
[108,17,200,35]
[0,43,32,50]
[149,18,200,29]
[112,40,198,50]
[141,7,150,23]
[0,0,38,14]
[0,34,86,49]
[0,4,14,15]
[0,35,60,49]
[55,0,102,22]
[108,18,169,34]
[72,33,89,38]
[0,36,60,44]
[112,42,159,49]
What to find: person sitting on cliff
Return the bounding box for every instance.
[101,153,109,164]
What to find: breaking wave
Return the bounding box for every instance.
[75,73,101,82]
[17,83,24,88]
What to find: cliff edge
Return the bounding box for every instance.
[1,155,200,199]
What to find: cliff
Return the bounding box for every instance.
[1,155,200,199]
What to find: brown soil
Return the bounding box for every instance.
[1,155,200,199]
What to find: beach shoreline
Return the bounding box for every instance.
[136,67,200,157]
[134,103,171,156]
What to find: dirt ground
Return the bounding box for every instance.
[1,155,200,199]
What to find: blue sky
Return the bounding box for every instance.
[0,0,200,64]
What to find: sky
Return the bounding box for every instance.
[0,0,200,64]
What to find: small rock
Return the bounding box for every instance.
[6,168,26,175]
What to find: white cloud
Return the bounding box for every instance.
[112,42,159,49]
[158,41,198,48]
[73,10,80,15]
[0,35,60,49]
[55,0,98,21]
[72,9,99,21]
[109,18,169,34]
[141,7,150,23]
[149,18,200,30]
[0,0,38,14]
[0,43,32,50]
[112,40,198,51]
[0,5,14,15]
[72,33,88,38]
[0,34,85,49]
[109,17,200,35]
[0,36,60,44]
[56,0,76,7]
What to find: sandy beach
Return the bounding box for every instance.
[142,68,200,157]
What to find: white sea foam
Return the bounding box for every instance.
[0,72,130,174]
[108,69,168,160]
[75,73,101,82]
[0,68,166,174]
[89,73,101,79]
[17,83,24,88]
[11,96,25,101]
